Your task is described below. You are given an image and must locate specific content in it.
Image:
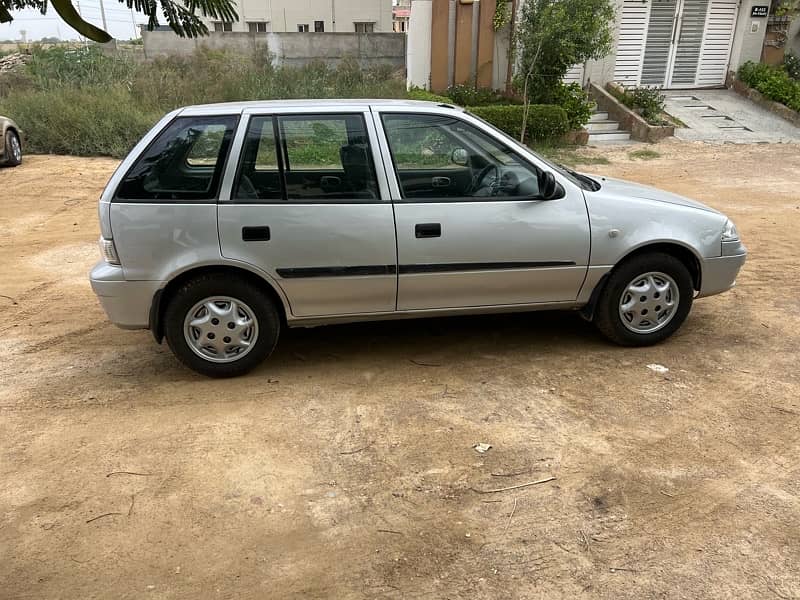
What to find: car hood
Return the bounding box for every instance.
[587,175,720,214]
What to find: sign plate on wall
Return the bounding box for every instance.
[750,6,768,17]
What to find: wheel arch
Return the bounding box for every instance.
[581,241,702,321]
[150,264,289,344]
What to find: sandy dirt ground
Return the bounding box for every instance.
[1,141,799,599]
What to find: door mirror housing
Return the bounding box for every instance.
[450,147,469,167]
[538,170,563,200]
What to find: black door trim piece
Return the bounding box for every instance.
[275,261,576,279]
[415,223,442,238]
[277,265,397,278]
[399,261,576,274]
[242,226,271,241]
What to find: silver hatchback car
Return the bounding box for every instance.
[90,100,746,377]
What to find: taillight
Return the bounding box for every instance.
[98,236,121,266]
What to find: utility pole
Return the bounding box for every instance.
[75,0,88,47]
[98,0,109,36]
[130,8,138,40]
[505,0,517,94]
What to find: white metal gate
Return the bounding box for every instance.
[613,0,737,88]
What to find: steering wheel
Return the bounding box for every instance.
[469,163,500,195]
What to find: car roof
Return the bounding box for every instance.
[178,99,462,115]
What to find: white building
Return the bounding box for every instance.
[204,0,393,34]
[408,0,773,91]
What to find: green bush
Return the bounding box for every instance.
[406,86,452,103]
[786,52,800,81]
[468,104,570,142]
[738,61,800,112]
[545,82,594,129]
[0,46,407,157]
[445,84,510,106]
[608,85,667,125]
[1,85,160,157]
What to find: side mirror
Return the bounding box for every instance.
[451,147,469,167]
[538,171,562,200]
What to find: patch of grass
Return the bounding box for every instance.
[533,144,611,168]
[628,148,661,161]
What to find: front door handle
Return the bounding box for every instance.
[432,176,451,188]
[415,223,441,238]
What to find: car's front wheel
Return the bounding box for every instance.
[2,130,21,167]
[594,252,694,346]
[163,274,280,377]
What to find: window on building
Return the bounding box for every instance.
[314,20,325,32]
[354,22,375,33]
[213,21,233,32]
[297,23,309,32]
[248,22,269,33]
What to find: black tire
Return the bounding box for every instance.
[163,273,280,377]
[594,252,693,346]
[3,130,22,167]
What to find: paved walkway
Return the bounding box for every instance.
[664,89,800,143]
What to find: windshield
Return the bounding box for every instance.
[466,110,601,192]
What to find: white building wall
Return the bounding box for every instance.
[205,0,393,33]
[406,0,432,88]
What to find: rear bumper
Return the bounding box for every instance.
[698,251,746,298]
[90,262,161,329]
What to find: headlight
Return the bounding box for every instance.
[721,219,739,242]
[98,236,121,265]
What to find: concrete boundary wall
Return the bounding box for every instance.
[142,31,406,69]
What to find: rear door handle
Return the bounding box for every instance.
[415,223,441,238]
[242,226,271,241]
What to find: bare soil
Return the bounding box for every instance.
[1,141,799,599]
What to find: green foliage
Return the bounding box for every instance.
[609,85,667,125]
[406,86,452,103]
[0,46,407,157]
[784,52,800,81]
[628,87,666,123]
[445,84,511,107]
[515,0,614,102]
[539,82,594,128]
[469,104,570,142]
[539,146,611,166]
[493,0,512,30]
[738,61,800,112]
[0,85,160,156]
[773,0,800,16]
[628,149,660,161]
[27,45,137,89]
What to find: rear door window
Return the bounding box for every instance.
[279,114,379,201]
[116,115,238,201]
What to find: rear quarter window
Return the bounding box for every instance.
[115,115,238,201]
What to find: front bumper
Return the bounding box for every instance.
[90,262,162,329]
[698,249,747,298]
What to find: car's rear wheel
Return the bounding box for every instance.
[3,130,21,167]
[163,274,280,377]
[594,252,693,346]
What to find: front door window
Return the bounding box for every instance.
[381,113,543,200]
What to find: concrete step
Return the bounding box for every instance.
[585,120,620,132]
[588,130,631,143]
[589,111,610,122]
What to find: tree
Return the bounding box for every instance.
[0,0,237,43]
[515,0,614,139]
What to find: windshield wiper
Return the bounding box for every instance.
[558,164,600,191]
